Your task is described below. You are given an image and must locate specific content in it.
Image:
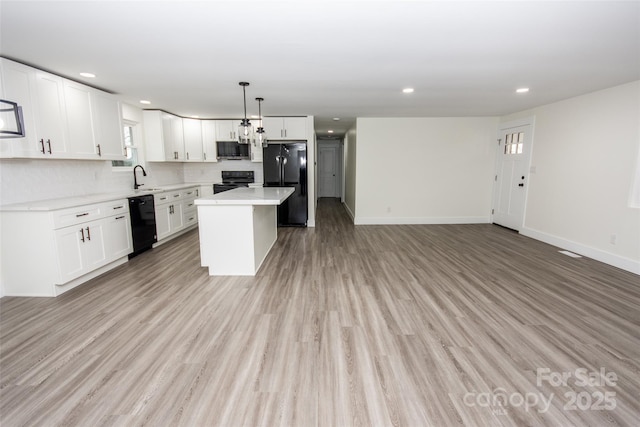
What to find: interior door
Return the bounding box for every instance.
[492,124,532,231]
[318,145,338,197]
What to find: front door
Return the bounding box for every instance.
[492,123,533,231]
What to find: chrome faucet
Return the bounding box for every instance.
[133,164,147,190]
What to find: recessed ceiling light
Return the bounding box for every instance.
[516,88,530,93]
[250,115,259,119]
[79,72,96,78]
[139,100,151,105]
[333,117,340,121]
[402,88,414,93]
[328,130,334,134]
[191,115,200,119]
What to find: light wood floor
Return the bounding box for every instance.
[1,198,639,426]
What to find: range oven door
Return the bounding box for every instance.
[213,183,248,194]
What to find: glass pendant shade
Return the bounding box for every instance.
[256,127,266,147]
[238,82,252,144]
[238,118,253,144]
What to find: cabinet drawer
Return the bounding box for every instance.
[53,205,102,229]
[155,191,181,205]
[183,211,198,226]
[181,188,197,198]
[52,199,128,229]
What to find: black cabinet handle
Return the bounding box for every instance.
[76,212,89,217]
[518,183,524,187]
[115,215,125,220]
[97,144,102,156]
[85,226,91,240]
[39,139,45,154]
[80,228,85,242]
[46,139,52,154]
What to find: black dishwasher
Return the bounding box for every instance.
[128,195,157,258]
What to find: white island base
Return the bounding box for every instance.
[195,187,294,276]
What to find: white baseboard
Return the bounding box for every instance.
[521,227,640,275]
[343,203,355,222]
[354,216,490,225]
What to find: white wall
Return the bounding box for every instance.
[343,125,357,220]
[354,117,499,224]
[502,81,640,273]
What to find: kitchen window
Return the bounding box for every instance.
[112,121,139,169]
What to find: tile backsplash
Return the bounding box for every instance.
[0,158,264,206]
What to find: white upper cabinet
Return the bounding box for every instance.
[143,110,185,161]
[0,59,40,157]
[92,91,125,160]
[63,79,98,158]
[262,117,307,140]
[201,120,218,162]
[183,118,204,162]
[32,70,70,156]
[0,58,125,161]
[215,120,239,141]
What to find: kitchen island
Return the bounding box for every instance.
[195,187,294,276]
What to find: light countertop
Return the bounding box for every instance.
[195,187,294,206]
[0,182,217,212]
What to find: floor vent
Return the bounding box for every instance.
[559,250,582,258]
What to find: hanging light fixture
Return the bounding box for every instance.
[255,97,267,148]
[238,82,253,144]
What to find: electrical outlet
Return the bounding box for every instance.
[610,234,617,245]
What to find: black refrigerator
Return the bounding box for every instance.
[263,141,307,226]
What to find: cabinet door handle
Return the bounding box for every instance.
[284,129,287,138]
[76,212,89,217]
[203,152,207,160]
[196,189,199,196]
[39,139,45,154]
[97,144,102,156]
[186,152,189,160]
[85,226,91,241]
[113,206,123,210]
[115,215,125,220]
[46,139,52,154]
[80,228,85,242]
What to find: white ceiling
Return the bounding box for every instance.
[1,1,639,138]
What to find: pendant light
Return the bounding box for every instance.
[255,97,267,148]
[238,82,253,144]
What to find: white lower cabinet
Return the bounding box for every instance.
[153,187,198,242]
[54,219,107,284]
[0,199,133,297]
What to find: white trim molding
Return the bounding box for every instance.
[354,216,490,225]
[521,226,640,275]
